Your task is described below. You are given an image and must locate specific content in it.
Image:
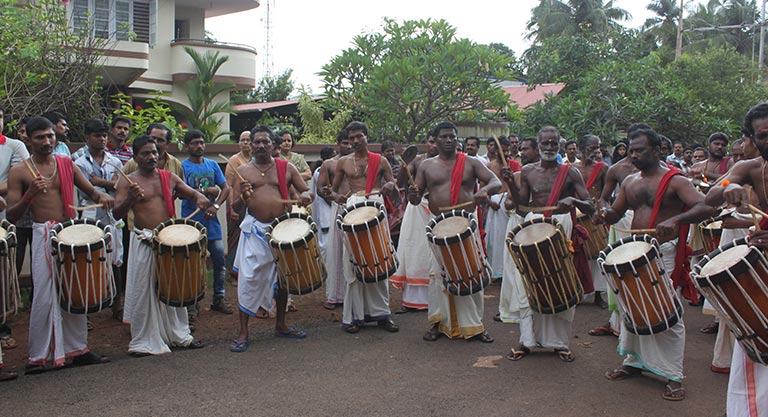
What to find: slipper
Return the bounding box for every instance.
[493,313,502,322]
[605,366,641,380]
[588,325,614,337]
[183,339,205,350]
[255,309,270,319]
[286,303,298,313]
[0,335,18,350]
[471,331,494,343]
[0,370,18,382]
[129,351,152,358]
[507,345,530,361]
[423,327,442,342]
[229,339,250,353]
[87,319,94,331]
[555,349,575,362]
[662,383,686,401]
[25,364,50,375]
[274,328,306,339]
[700,323,718,334]
[322,302,337,310]
[71,352,110,367]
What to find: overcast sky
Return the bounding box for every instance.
[206,0,706,93]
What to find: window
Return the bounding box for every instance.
[71,0,156,45]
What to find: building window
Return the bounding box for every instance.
[71,0,156,46]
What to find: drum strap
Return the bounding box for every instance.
[158,169,175,217]
[275,158,289,200]
[449,152,467,205]
[543,164,571,218]
[585,162,604,190]
[56,156,75,219]
[365,151,381,195]
[508,158,521,173]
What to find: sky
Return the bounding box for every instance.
[206,0,703,93]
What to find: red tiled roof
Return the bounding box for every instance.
[502,83,566,108]
[232,99,300,112]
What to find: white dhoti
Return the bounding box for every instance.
[124,229,193,355]
[606,210,634,332]
[341,195,392,327]
[617,240,685,382]
[390,198,432,310]
[518,212,575,350]
[325,202,348,305]
[499,211,529,323]
[27,222,89,367]
[728,342,768,417]
[310,174,334,260]
[485,193,509,279]
[233,215,278,316]
[589,258,607,292]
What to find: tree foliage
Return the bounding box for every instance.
[320,18,514,142]
[173,47,234,142]
[111,92,185,146]
[526,0,630,42]
[0,0,105,139]
[296,91,352,144]
[231,69,295,104]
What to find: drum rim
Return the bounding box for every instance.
[425,209,476,245]
[50,218,111,252]
[597,234,658,273]
[153,218,207,252]
[693,238,755,287]
[266,212,317,249]
[506,217,562,250]
[0,219,17,249]
[337,200,386,232]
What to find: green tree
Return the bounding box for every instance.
[320,18,514,142]
[526,0,629,42]
[296,91,352,144]
[173,47,235,142]
[643,0,681,55]
[231,69,295,104]
[686,0,759,56]
[0,0,105,139]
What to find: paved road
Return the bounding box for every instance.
[0,286,729,417]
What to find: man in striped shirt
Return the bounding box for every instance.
[106,116,133,165]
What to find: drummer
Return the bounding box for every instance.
[706,102,768,414]
[504,126,594,362]
[322,120,399,334]
[689,132,733,187]
[229,126,312,352]
[113,134,209,356]
[6,116,114,373]
[408,121,501,343]
[600,127,712,401]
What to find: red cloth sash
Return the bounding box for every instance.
[55,156,75,219]
[719,157,730,175]
[586,162,604,190]
[158,169,175,218]
[544,164,571,217]
[508,159,521,173]
[275,158,289,200]
[365,151,381,195]
[648,168,698,303]
[0,133,6,145]
[450,152,467,205]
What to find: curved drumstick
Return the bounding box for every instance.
[518,205,559,213]
[492,135,507,166]
[219,153,252,200]
[23,158,47,194]
[69,204,104,211]
[615,227,657,234]
[184,208,201,220]
[105,160,144,198]
[438,200,474,211]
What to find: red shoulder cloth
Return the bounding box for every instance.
[544,164,571,217]
[55,156,75,219]
[158,169,175,218]
[719,157,730,175]
[586,161,605,190]
[648,168,698,303]
[508,159,521,173]
[365,151,381,195]
[275,158,289,200]
[450,152,467,205]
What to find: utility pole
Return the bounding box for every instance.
[675,0,684,60]
[760,0,766,71]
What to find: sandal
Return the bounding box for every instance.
[25,364,51,375]
[700,322,718,334]
[423,326,442,342]
[605,366,642,380]
[0,370,18,382]
[0,335,18,350]
[255,308,270,319]
[229,339,250,353]
[274,328,307,339]
[662,382,686,401]
[183,339,205,350]
[71,352,110,367]
[322,301,337,310]
[588,325,614,337]
[343,324,360,334]
[555,349,575,362]
[507,344,530,361]
[286,302,298,313]
[471,331,494,343]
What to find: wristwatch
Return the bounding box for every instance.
[212,203,220,210]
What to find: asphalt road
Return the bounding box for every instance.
[0,285,729,417]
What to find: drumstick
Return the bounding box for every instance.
[518,205,559,213]
[22,158,46,194]
[396,156,415,187]
[105,160,145,199]
[277,198,299,204]
[218,154,252,200]
[438,201,474,211]
[184,208,201,220]
[749,189,761,230]
[492,135,507,166]
[615,227,657,234]
[69,204,104,211]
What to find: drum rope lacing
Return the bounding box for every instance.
[268,214,326,295]
[155,221,206,307]
[427,211,488,295]
[0,224,20,325]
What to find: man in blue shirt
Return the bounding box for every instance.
[181,130,232,315]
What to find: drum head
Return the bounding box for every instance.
[0,227,7,241]
[703,220,723,230]
[291,205,308,215]
[271,218,311,243]
[432,216,470,238]
[699,244,750,277]
[157,224,201,246]
[343,206,379,226]
[604,241,651,266]
[57,224,104,245]
[512,222,557,245]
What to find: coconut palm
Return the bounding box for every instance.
[643,0,681,50]
[526,0,630,42]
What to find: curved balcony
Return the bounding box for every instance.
[97,40,150,86]
[170,39,258,90]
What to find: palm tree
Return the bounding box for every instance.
[643,0,681,50]
[526,0,630,42]
[686,0,759,55]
